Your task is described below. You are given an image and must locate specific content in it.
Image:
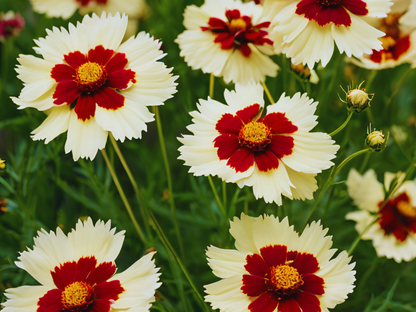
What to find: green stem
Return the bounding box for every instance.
[149,211,209,312]
[153,106,184,260]
[302,148,372,231]
[364,70,378,91]
[329,111,353,137]
[261,81,275,104]
[359,151,371,173]
[282,55,288,93]
[109,134,150,235]
[385,66,412,109]
[209,73,215,98]
[222,180,227,211]
[101,149,145,242]
[208,176,226,216]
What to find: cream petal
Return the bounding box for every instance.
[64,111,108,161]
[2,285,50,312]
[12,88,55,111]
[31,105,71,144]
[224,83,265,111]
[286,167,317,200]
[206,246,247,278]
[229,213,261,254]
[111,252,160,310]
[29,0,78,19]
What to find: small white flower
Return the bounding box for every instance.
[175,0,279,84]
[205,213,356,312]
[346,168,416,262]
[12,13,177,161]
[178,83,339,205]
[1,218,161,312]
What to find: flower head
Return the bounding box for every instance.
[205,213,356,312]
[366,129,388,151]
[351,1,416,69]
[0,11,24,43]
[12,13,177,161]
[30,0,147,20]
[178,83,339,205]
[341,81,373,113]
[175,0,278,84]
[267,0,392,68]
[1,218,161,311]
[346,169,416,262]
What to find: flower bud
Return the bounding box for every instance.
[341,81,373,113]
[366,130,388,152]
[0,11,25,43]
[0,159,5,171]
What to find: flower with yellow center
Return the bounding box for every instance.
[1,218,161,312]
[346,168,416,262]
[205,213,356,312]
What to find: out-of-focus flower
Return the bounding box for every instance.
[291,62,319,83]
[1,218,161,312]
[341,81,374,113]
[346,169,416,262]
[30,0,148,20]
[178,83,339,205]
[0,199,7,214]
[351,0,416,69]
[175,0,278,85]
[366,129,388,151]
[0,159,5,170]
[0,11,24,43]
[266,0,392,68]
[12,13,177,161]
[205,213,356,312]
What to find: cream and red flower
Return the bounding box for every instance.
[12,13,177,161]
[205,213,356,312]
[350,0,416,69]
[266,0,392,68]
[178,83,339,205]
[29,0,147,20]
[0,11,24,43]
[175,0,278,84]
[1,218,161,312]
[346,169,416,262]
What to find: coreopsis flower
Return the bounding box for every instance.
[351,1,416,69]
[205,213,356,312]
[0,11,24,43]
[178,83,339,205]
[1,218,161,311]
[175,0,278,85]
[346,169,416,262]
[267,0,393,68]
[12,13,177,161]
[30,0,148,20]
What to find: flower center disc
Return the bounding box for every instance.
[61,281,94,311]
[315,0,342,6]
[268,265,304,295]
[229,18,247,34]
[75,62,107,92]
[396,200,416,219]
[239,121,272,151]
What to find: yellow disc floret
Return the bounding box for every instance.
[396,200,416,219]
[268,265,304,295]
[229,18,247,34]
[61,281,94,310]
[75,62,107,92]
[238,121,272,151]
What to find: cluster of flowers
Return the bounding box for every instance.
[1,0,416,310]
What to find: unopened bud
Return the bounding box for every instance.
[341,82,373,113]
[366,130,388,152]
[0,159,5,171]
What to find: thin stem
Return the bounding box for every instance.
[302,148,372,231]
[101,149,145,242]
[153,106,185,260]
[208,176,226,216]
[261,81,275,104]
[385,66,412,109]
[359,152,371,173]
[348,215,378,256]
[209,73,215,98]
[364,70,378,91]
[282,55,288,93]
[149,211,209,312]
[329,111,353,137]
[109,134,150,234]
[222,180,227,211]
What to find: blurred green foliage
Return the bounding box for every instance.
[0,0,416,311]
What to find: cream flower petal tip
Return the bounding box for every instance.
[346,168,416,262]
[29,0,148,20]
[175,0,279,85]
[1,217,161,312]
[177,83,339,205]
[270,0,393,68]
[12,12,178,161]
[205,213,356,312]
